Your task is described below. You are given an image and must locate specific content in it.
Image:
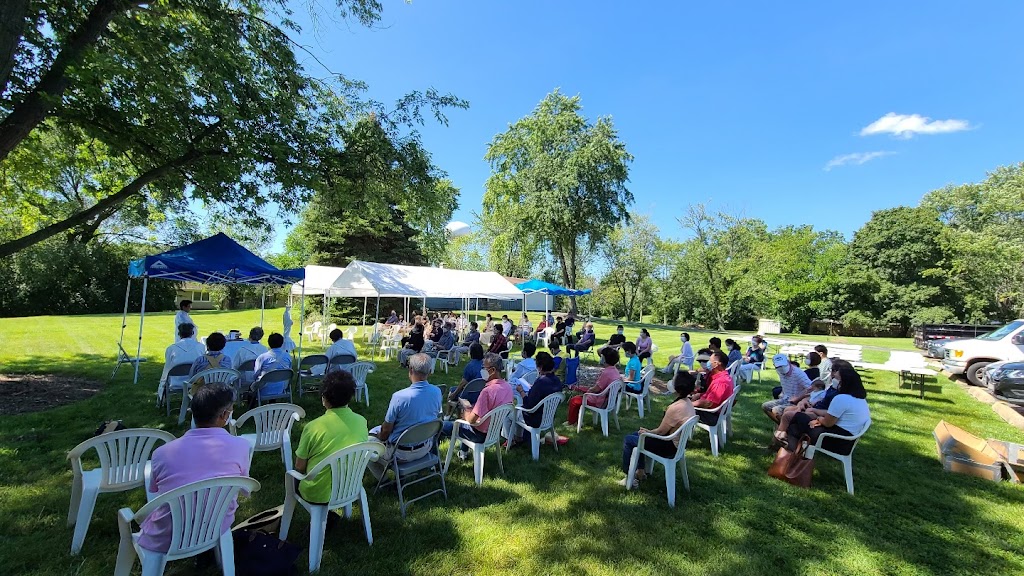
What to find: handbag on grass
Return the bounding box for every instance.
[232,506,300,576]
[768,435,815,488]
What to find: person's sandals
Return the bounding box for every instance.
[773,430,788,443]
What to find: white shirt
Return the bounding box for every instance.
[233,340,268,370]
[681,341,694,364]
[174,310,196,339]
[827,394,871,433]
[819,357,833,381]
[160,338,205,390]
[502,319,513,336]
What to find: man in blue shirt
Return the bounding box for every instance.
[252,333,292,397]
[621,342,644,393]
[369,353,443,478]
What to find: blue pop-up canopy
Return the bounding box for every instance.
[515,278,592,297]
[117,233,307,384]
[129,232,303,285]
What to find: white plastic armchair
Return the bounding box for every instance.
[114,476,260,576]
[67,428,176,554]
[626,415,699,507]
[514,393,564,461]
[720,384,741,446]
[443,403,515,486]
[179,368,241,425]
[280,441,384,573]
[805,418,871,494]
[343,361,375,405]
[692,387,740,456]
[229,403,305,471]
[622,366,656,418]
[577,380,623,437]
[726,359,741,381]
[536,326,556,349]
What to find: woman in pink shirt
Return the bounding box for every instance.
[566,347,621,425]
[636,329,653,362]
[139,383,251,553]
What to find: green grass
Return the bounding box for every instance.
[1,308,1023,575]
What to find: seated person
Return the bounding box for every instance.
[452,322,481,357]
[385,310,399,325]
[159,322,205,401]
[139,383,250,553]
[369,353,442,478]
[399,325,426,367]
[294,371,369,513]
[783,367,870,454]
[518,314,533,340]
[568,323,596,358]
[511,341,538,382]
[436,323,457,354]
[534,318,548,336]
[621,342,643,393]
[691,351,735,425]
[565,347,620,425]
[326,328,358,363]
[598,325,627,354]
[661,332,694,375]
[803,351,821,382]
[619,370,697,487]
[231,326,269,388]
[552,316,567,347]
[501,315,514,337]
[737,335,767,383]
[762,353,812,423]
[487,325,508,356]
[442,353,514,459]
[252,333,292,397]
[514,352,563,438]
[448,343,486,415]
[724,339,743,367]
[636,329,653,362]
[190,331,229,377]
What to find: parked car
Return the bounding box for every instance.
[942,320,1024,386]
[914,323,999,350]
[927,338,960,359]
[984,361,1024,405]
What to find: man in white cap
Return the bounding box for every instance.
[762,353,811,423]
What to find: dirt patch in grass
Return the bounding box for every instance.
[0,373,102,415]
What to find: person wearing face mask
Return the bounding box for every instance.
[762,353,812,423]
[442,353,514,460]
[737,335,767,383]
[564,347,621,426]
[636,329,653,365]
[690,351,735,427]
[660,332,695,375]
[771,359,848,444]
[599,325,627,355]
[783,366,870,454]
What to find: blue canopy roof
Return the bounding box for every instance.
[515,278,592,297]
[128,233,304,285]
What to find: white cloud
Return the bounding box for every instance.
[824,151,894,171]
[860,112,971,138]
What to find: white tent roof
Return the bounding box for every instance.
[290,265,346,295]
[329,261,524,299]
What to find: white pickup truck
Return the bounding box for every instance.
[942,319,1024,386]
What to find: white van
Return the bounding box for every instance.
[942,320,1024,386]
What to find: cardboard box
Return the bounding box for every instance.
[933,420,1019,483]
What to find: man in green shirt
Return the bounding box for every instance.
[294,370,369,505]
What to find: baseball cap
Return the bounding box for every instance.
[773,353,789,372]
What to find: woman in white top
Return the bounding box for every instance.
[660,332,694,374]
[785,367,870,454]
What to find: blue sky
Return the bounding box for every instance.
[279,1,1024,248]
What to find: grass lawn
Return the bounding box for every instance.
[1,308,1023,575]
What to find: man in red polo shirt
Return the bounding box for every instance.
[691,350,735,426]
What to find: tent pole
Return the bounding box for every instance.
[297,283,305,363]
[363,297,367,327]
[117,278,131,353]
[260,286,266,327]
[132,277,148,385]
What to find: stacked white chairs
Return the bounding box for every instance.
[114,476,260,575]
[179,368,240,425]
[622,366,656,418]
[281,441,383,573]
[577,380,623,437]
[444,403,515,486]
[68,428,176,554]
[513,393,564,461]
[625,415,699,507]
[229,403,305,471]
[805,418,872,494]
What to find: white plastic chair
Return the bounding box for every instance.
[324,323,338,345]
[692,387,740,457]
[280,441,384,573]
[622,366,656,418]
[720,384,741,446]
[229,403,305,471]
[444,403,515,486]
[178,368,241,425]
[341,361,375,405]
[577,380,623,437]
[514,393,564,461]
[345,327,358,341]
[67,428,176,554]
[536,326,556,348]
[647,343,659,367]
[805,418,871,494]
[114,476,260,576]
[626,415,699,507]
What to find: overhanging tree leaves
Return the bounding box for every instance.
[483,90,633,311]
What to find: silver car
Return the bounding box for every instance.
[984,361,1024,405]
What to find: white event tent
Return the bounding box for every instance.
[328,260,525,322]
[290,265,345,296]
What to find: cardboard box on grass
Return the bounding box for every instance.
[933,420,1021,482]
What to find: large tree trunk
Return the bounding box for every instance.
[0,149,214,258]
[0,0,29,97]
[0,0,142,162]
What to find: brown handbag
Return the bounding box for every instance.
[768,435,815,488]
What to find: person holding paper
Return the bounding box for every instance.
[517,352,563,431]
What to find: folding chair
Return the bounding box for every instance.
[158,363,191,414]
[373,420,447,518]
[297,354,328,398]
[111,342,146,380]
[254,368,295,405]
